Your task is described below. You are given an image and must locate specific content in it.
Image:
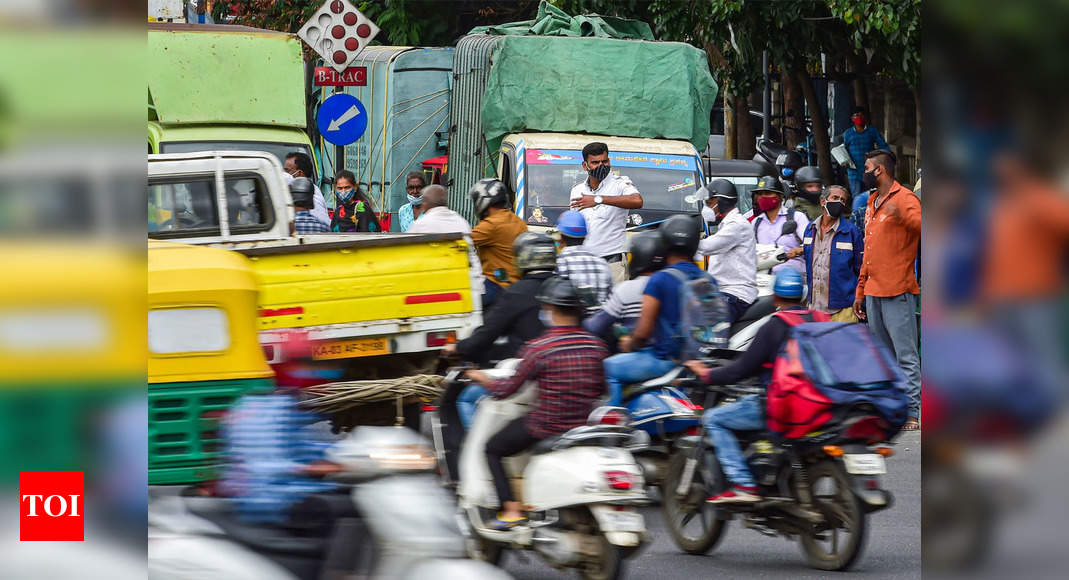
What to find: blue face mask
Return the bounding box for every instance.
[781,167,795,178]
[407,194,423,206]
[337,188,355,203]
[538,309,554,328]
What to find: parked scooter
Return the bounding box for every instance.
[434,361,649,580]
[148,426,511,580]
[661,371,896,571]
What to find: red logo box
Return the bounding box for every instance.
[20,471,84,541]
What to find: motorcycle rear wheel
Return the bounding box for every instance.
[579,537,625,580]
[662,452,726,554]
[799,460,868,570]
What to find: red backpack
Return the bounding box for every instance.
[764,310,833,438]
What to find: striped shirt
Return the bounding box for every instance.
[601,277,649,326]
[556,246,613,313]
[295,209,329,234]
[488,327,609,438]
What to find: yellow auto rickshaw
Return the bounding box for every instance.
[148,241,274,485]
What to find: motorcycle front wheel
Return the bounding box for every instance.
[662,452,726,554]
[799,460,868,570]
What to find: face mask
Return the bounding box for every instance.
[853,116,865,127]
[538,309,554,328]
[825,200,846,218]
[407,194,423,207]
[862,170,878,190]
[781,167,795,179]
[588,164,611,181]
[337,189,355,203]
[756,196,780,213]
[701,205,718,223]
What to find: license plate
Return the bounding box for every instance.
[313,337,390,360]
[604,510,644,532]
[843,454,886,475]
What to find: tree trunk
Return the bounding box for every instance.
[913,86,921,174]
[736,92,756,159]
[794,67,832,183]
[851,53,869,112]
[781,71,805,149]
[724,86,737,159]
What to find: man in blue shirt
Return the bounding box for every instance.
[843,107,889,198]
[603,215,705,402]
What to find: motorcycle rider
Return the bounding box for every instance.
[442,232,558,427]
[583,230,666,352]
[554,210,614,315]
[792,165,827,221]
[469,178,529,311]
[465,277,609,529]
[751,175,810,275]
[777,150,804,198]
[695,179,757,323]
[683,269,827,503]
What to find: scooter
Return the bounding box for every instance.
[727,243,790,352]
[437,360,650,580]
[148,426,511,580]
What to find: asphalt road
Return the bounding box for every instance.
[501,431,922,580]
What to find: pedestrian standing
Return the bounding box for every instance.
[397,171,427,232]
[843,107,889,198]
[802,185,863,322]
[330,170,381,233]
[284,152,331,228]
[851,150,921,430]
[290,177,329,234]
[468,178,529,311]
[555,210,613,314]
[407,184,485,298]
[569,142,644,284]
[695,179,757,323]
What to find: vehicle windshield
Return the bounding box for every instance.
[159,141,317,181]
[522,149,701,227]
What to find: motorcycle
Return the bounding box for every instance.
[433,360,650,580]
[727,242,792,353]
[662,371,896,571]
[148,426,511,580]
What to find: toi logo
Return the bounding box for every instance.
[20,471,84,541]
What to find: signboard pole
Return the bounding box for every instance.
[334,86,345,174]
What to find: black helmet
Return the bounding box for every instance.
[794,166,823,186]
[776,150,803,171]
[658,214,700,257]
[536,276,583,309]
[628,231,666,279]
[289,177,314,208]
[708,178,738,200]
[468,178,511,219]
[513,232,557,275]
[752,175,784,196]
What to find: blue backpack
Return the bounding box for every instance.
[664,268,731,359]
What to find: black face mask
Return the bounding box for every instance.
[862,169,878,190]
[588,164,611,181]
[825,200,846,218]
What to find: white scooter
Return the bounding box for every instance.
[149,426,511,580]
[727,242,789,352]
[447,360,650,580]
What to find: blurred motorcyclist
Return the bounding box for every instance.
[583,230,666,348]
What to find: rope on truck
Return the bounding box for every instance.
[297,374,445,415]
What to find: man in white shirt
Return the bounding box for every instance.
[569,142,644,284]
[283,152,331,227]
[408,185,484,294]
[695,179,757,323]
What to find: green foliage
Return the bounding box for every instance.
[827,0,920,87]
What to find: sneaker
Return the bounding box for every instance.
[706,485,761,504]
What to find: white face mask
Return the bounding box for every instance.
[538,309,554,328]
[701,205,718,223]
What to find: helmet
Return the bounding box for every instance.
[773,268,806,300]
[628,231,666,278]
[556,210,587,238]
[658,214,700,257]
[752,175,784,196]
[708,178,738,200]
[513,232,558,274]
[468,178,511,219]
[536,276,583,309]
[794,166,822,186]
[289,177,314,208]
[776,150,803,171]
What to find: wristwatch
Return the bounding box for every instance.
[593,195,604,205]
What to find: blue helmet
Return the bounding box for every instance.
[556,210,587,238]
[773,268,806,300]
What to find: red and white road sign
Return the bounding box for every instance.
[297,0,380,73]
[313,66,367,86]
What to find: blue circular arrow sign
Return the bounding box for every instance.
[316,93,368,146]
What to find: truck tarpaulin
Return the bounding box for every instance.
[479,35,718,154]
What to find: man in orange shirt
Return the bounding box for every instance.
[852,150,922,429]
[469,178,529,311]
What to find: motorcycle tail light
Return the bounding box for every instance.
[426,331,457,348]
[588,406,632,427]
[684,426,701,436]
[843,416,889,443]
[604,471,633,490]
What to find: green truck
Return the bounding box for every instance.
[147,23,320,183]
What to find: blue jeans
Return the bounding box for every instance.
[702,394,762,488]
[848,169,864,197]
[457,384,487,429]
[603,349,676,406]
[866,293,921,419]
[482,280,504,312]
[724,293,752,324]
